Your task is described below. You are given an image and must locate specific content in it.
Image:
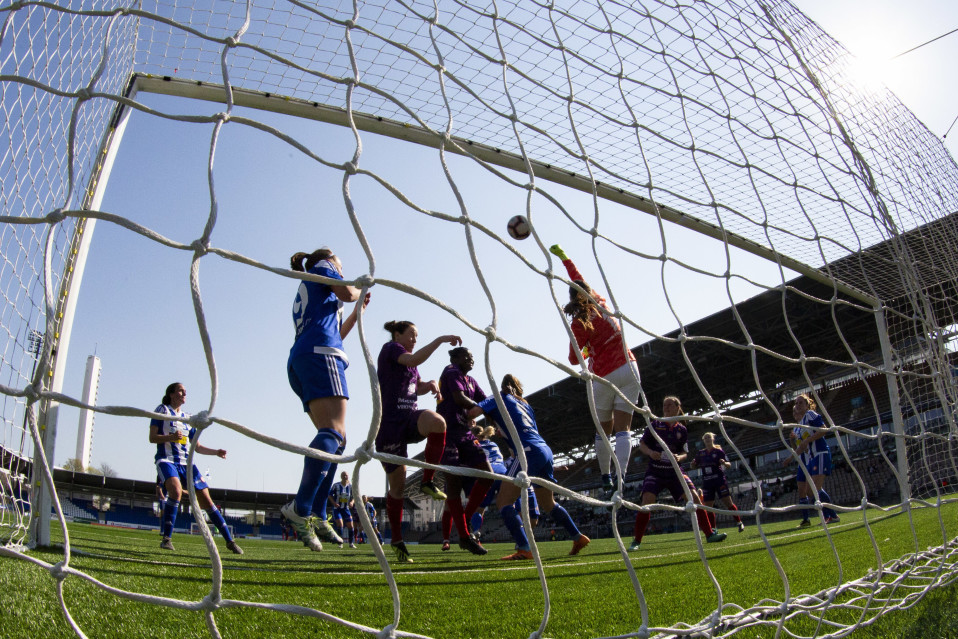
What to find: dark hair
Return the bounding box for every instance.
[449,346,470,360]
[562,280,599,331]
[290,248,334,272]
[384,320,415,338]
[162,382,183,405]
[501,374,527,404]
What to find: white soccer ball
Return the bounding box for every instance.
[507,214,531,240]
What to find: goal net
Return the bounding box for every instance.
[1,0,957,637]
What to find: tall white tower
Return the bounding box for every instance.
[75,355,101,470]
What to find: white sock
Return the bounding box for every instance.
[595,433,612,475]
[614,431,632,481]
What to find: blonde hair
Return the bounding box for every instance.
[473,425,496,441]
[702,431,722,450]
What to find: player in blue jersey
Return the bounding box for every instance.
[629,396,727,551]
[435,347,491,555]
[786,393,839,526]
[150,382,242,555]
[328,470,357,548]
[691,432,745,533]
[360,495,384,544]
[376,320,460,563]
[468,374,590,560]
[281,247,367,552]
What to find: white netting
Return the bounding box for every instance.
[2,0,957,637]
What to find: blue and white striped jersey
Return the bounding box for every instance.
[152,404,193,465]
[330,481,352,507]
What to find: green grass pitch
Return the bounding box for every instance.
[1,501,956,638]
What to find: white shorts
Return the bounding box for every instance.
[592,360,640,422]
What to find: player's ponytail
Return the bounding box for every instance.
[562,280,598,331]
[290,247,334,272]
[384,320,415,339]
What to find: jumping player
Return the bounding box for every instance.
[435,346,491,555]
[690,432,745,533]
[376,320,459,563]
[550,244,640,495]
[787,393,839,526]
[280,247,366,552]
[468,374,590,560]
[328,471,357,548]
[629,396,727,551]
[150,382,242,555]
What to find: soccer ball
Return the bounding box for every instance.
[507,215,531,240]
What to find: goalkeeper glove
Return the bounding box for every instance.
[549,244,569,261]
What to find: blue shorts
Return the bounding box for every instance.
[288,352,348,411]
[156,460,208,491]
[375,409,427,474]
[505,446,555,484]
[796,450,832,482]
[517,487,540,517]
[333,506,353,523]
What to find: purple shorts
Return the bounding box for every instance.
[701,478,731,502]
[375,409,427,474]
[641,471,696,502]
[441,430,488,469]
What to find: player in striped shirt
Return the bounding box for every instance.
[786,393,839,526]
[629,396,727,551]
[468,374,590,560]
[690,432,745,533]
[550,244,640,495]
[150,382,242,555]
[328,471,356,548]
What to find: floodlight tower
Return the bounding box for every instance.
[75,355,101,470]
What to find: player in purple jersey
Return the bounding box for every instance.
[468,375,590,560]
[435,347,491,555]
[150,382,242,555]
[281,247,367,553]
[690,432,745,533]
[376,320,460,563]
[629,396,726,551]
[784,393,839,526]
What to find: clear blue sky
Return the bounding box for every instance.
[50,0,958,498]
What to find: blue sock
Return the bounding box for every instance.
[162,500,179,538]
[470,512,483,534]
[799,497,810,521]
[310,461,338,518]
[550,504,581,539]
[294,429,344,516]
[818,489,837,519]
[207,506,234,542]
[500,504,529,550]
[348,527,354,544]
